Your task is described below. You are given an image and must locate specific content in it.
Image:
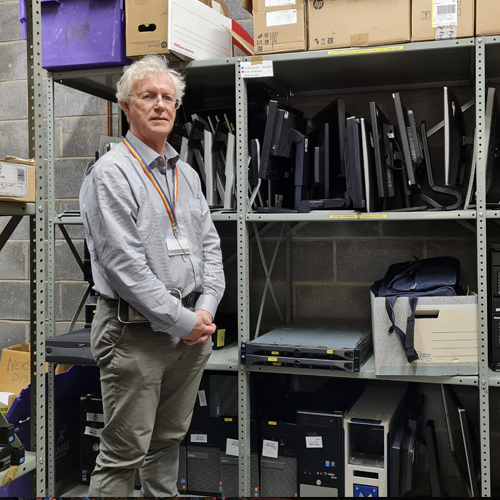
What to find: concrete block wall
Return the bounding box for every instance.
[0,0,498,494]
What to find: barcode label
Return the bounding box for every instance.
[437,4,455,15]
[17,167,26,184]
[266,9,297,27]
[433,0,458,27]
[0,162,28,198]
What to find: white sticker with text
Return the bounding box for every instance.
[262,439,279,459]
[306,436,323,448]
[266,9,297,27]
[226,438,239,456]
[241,61,274,78]
[191,434,208,443]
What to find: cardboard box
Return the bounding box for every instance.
[252,0,307,54]
[371,293,478,376]
[476,0,500,36]
[198,0,229,17]
[307,0,410,51]
[0,344,49,395]
[126,0,253,61]
[412,0,475,42]
[0,157,36,203]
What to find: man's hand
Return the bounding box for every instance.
[181,310,215,346]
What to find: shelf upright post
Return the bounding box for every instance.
[25,0,47,494]
[236,57,251,497]
[475,37,491,497]
[46,72,57,495]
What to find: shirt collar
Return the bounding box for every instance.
[125,131,181,174]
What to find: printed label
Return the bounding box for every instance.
[266,9,297,27]
[241,60,274,78]
[268,357,278,362]
[0,162,27,198]
[226,438,239,456]
[432,0,458,27]
[197,390,207,407]
[266,0,295,6]
[306,436,323,448]
[86,412,104,423]
[217,329,225,347]
[191,434,208,443]
[84,426,101,438]
[262,439,279,458]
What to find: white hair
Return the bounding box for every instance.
[116,55,186,112]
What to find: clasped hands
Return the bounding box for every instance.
[181,309,215,345]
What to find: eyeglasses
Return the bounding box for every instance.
[128,94,181,109]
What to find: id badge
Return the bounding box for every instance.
[166,237,191,256]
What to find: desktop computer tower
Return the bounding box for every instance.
[193,371,239,418]
[177,437,187,494]
[186,417,223,495]
[80,395,104,485]
[344,385,407,497]
[260,420,298,498]
[297,410,345,497]
[220,418,260,497]
[489,244,500,370]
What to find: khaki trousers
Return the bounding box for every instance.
[88,296,211,497]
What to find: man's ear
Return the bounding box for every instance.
[120,100,131,118]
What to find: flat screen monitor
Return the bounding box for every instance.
[360,118,379,213]
[444,87,467,186]
[308,123,329,200]
[258,100,307,181]
[312,98,349,183]
[344,117,366,210]
[441,384,480,497]
[485,87,500,194]
[369,103,396,202]
[393,92,421,187]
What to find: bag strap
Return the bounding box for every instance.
[385,296,419,363]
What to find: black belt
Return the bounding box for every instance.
[182,290,201,309]
[116,290,201,324]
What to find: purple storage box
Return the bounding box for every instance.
[19,0,131,71]
[0,365,101,495]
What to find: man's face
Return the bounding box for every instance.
[122,73,177,147]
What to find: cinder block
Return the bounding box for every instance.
[0,216,30,240]
[58,281,89,321]
[381,220,476,238]
[53,158,91,199]
[54,239,84,281]
[0,241,28,279]
[336,240,425,283]
[294,284,371,321]
[0,120,29,159]
[54,84,103,118]
[224,0,252,20]
[294,222,381,239]
[426,240,477,290]
[0,81,28,120]
[0,282,30,320]
[0,3,23,42]
[57,116,107,158]
[0,321,28,352]
[249,282,286,335]
[0,41,27,81]
[251,239,286,282]
[292,240,333,282]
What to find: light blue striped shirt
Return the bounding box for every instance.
[79,131,225,337]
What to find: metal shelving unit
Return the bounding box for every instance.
[39,36,498,497]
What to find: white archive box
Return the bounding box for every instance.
[371,292,478,376]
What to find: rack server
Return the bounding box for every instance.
[242,319,372,372]
[489,244,500,370]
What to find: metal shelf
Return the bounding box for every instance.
[54,213,238,225]
[246,38,476,95]
[0,202,36,216]
[206,343,239,371]
[246,210,477,222]
[244,354,479,386]
[51,57,237,101]
[0,451,37,489]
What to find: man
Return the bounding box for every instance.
[79,54,225,496]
